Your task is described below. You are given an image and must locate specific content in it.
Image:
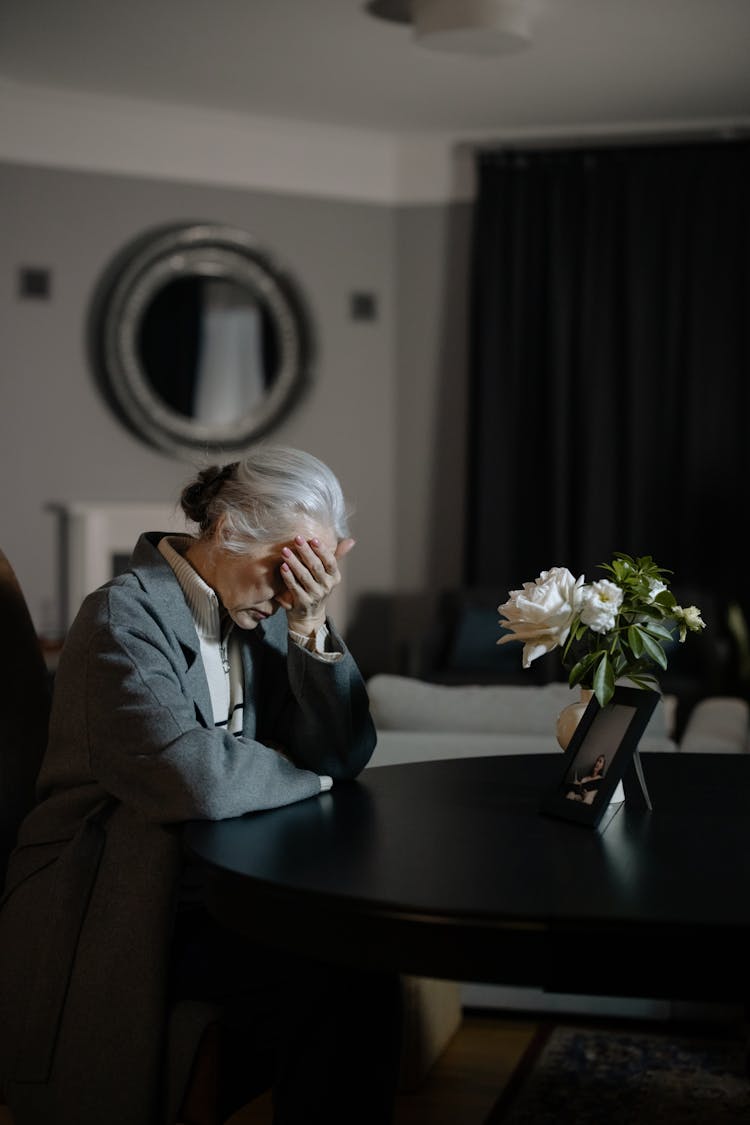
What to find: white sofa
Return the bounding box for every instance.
[365,674,749,1027]
[678,695,750,754]
[367,674,750,764]
[366,675,688,765]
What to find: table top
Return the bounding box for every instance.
[184,752,750,1002]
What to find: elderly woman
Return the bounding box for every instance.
[0,447,401,1125]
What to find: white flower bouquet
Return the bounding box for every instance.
[497,553,706,707]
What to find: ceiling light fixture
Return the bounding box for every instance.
[365,0,533,54]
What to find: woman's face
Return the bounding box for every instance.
[208,523,336,630]
[594,755,606,774]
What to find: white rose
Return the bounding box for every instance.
[498,567,584,668]
[579,579,623,634]
[647,578,667,602]
[674,604,706,641]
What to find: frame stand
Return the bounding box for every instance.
[631,748,653,810]
[541,686,659,829]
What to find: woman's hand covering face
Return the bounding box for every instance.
[278,535,355,635]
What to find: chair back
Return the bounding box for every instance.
[0,548,50,887]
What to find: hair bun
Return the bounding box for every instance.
[180,462,239,528]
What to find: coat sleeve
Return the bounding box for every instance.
[257,615,377,780]
[255,616,377,783]
[43,587,327,824]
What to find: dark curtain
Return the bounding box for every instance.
[466,140,750,626]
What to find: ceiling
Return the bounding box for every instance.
[1,0,749,142]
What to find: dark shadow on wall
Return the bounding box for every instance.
[345,591,442,682]
[346,586,565,686]
[348,200,477,681]
[391,198,474,600]
[425,200,474,594]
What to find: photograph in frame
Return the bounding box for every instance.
[541,686,660,828]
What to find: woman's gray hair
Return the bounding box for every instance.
[180,445,352,551]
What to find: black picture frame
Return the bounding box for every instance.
[541,686,660,828]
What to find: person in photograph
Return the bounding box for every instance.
[565,753,607,804]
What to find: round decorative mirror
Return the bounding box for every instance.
[92,223,312,457]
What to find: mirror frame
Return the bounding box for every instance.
[93,223,313,457]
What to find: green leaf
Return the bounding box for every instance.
[626,672,660,691]
[627,625,645,657]
[569,649,602,680]
[632,603,662,621]
[573,619,588,641]
[569,658,591,687]
[643,620,676,642]
[639,631,668,669]
[653,591,676,611]
[593,656,615,707]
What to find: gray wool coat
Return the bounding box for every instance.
[0,532,376,1125]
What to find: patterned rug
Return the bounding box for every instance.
[488,1022,750,1125]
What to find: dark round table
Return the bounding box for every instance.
[184,752,750,1003]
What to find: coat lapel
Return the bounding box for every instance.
[127,532,214,729]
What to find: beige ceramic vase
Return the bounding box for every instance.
[555,687,594,751]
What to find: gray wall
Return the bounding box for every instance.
[0,160,471,656]
[395,203,471,593]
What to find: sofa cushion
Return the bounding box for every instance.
[367,674,674,737]
[679,696,750,754]
[367,675,575,735]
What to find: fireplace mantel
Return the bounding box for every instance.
[49,501,189,629]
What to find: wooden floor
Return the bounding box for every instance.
[0,1015,536,1125]
[227,1014,537,1125]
